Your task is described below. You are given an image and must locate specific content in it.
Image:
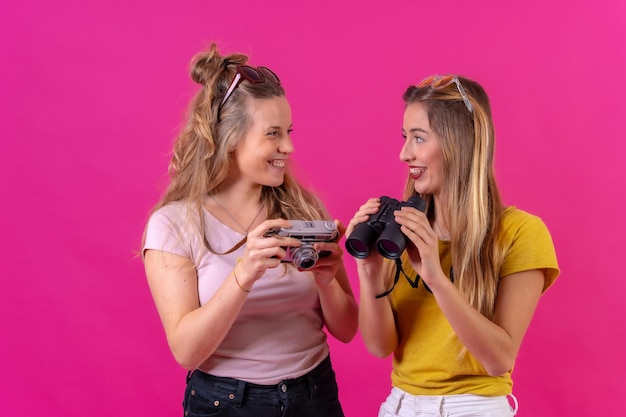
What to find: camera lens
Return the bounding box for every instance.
[290,246,319,269]
[298,258,316,269]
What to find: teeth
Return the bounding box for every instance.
[270,160,286,168]
[410,167,425,175]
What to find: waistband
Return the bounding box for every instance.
[187,355,333,405]
[389,387,518,415]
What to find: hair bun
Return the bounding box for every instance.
[190,45,249,86]
[190,45,222,86]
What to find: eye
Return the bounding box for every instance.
[267,130,279,137]
[414,135,424,143]
[287,128,293,135]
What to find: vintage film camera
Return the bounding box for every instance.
[265,220,339,269]
[345,195,426,260]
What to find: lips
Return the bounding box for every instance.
[409,166,425,179]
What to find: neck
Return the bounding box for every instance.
[211,183,263,207]
[431,194,450,240]
[207,185,265,235]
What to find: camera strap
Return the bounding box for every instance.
[375,258,420,298]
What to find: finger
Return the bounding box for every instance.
[245,246,289,267]
[362,201,381,213]
[346,211,377,236]
[394,210,429,235]
[250,229,302,251]
[314,241,341,256]
[274,237,302,250]
[249,218,293,238]
[400,223,435,249]
[395,206,425,221]
[334,219,347,239]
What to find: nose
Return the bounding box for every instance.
[399,138,412,162]
[279,135,294,155]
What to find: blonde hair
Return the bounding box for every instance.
[143,43,327,252]
[402,77,505,320]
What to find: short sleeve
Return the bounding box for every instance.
[499,208,560,293]
[142,204,191,260]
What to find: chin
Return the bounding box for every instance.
[414,186,433,196]
[264,177,285,188]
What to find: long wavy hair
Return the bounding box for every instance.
[402,76,506,320]
[144,44,327,252]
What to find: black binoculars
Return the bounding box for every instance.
[345,195,426,260]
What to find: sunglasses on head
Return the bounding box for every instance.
[417,74,473,113]
[219,65,281,111]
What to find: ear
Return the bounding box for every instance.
[227,139,238,153]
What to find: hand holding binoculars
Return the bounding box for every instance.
[345,195,426,260]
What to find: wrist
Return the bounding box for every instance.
[314,273,336,289]
[233,258,252,293]
[422,270,453,294]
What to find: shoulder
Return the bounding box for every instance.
[150,200,193,218]
[499,206,560,291]
[148,201,199,227]
[143,201,202,259]
[145,201,203,244]
[501,206,541,225]
[500,206,551,239]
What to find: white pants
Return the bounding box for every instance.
[378,387,518,417]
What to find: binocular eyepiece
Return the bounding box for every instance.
[345,195,426,260]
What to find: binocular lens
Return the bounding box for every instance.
[376,239,403,260]
[345,238,370,259]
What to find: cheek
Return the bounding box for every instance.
[234,143,258,164]
[424,146,443,166]
[431,159,445,180]
[232,151,246,170]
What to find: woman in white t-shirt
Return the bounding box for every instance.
[142,43,357,417]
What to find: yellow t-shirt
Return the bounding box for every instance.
[389,207,560,396]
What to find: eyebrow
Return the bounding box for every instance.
[404,127,429,134]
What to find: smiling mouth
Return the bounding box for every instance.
[269,159,286,168]
[410,167,426,176]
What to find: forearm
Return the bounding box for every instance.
[317,273,358,343]
[428,276,517,376]
[167,270,250,370]
[357,263,398,358]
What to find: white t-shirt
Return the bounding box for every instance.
[143,201,329,384]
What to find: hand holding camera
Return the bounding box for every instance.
[346,196,426,260]
[264,220,339,269]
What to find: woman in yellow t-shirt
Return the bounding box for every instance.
[345,75,559,417]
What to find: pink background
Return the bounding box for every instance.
[1,0,625,416]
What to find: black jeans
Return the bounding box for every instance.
[183,355,345,417]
